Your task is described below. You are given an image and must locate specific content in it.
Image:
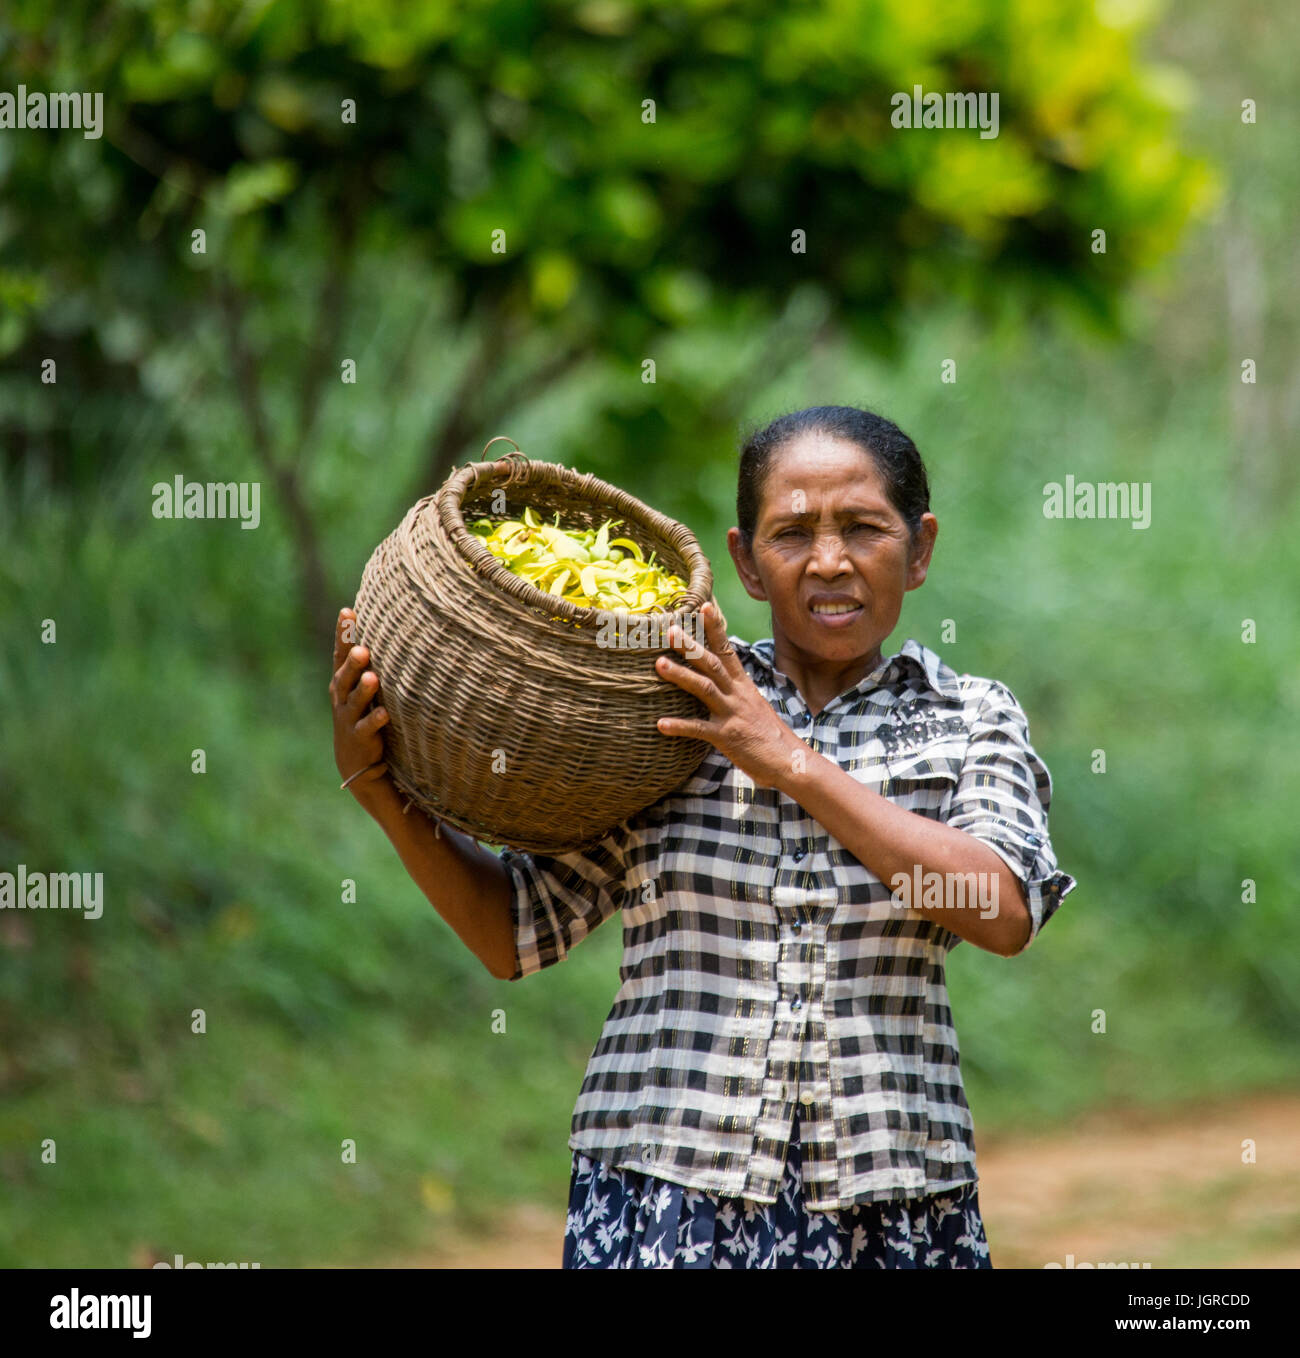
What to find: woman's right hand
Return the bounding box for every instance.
[331,606,391,793]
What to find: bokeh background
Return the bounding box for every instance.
[1,0,1296,1268]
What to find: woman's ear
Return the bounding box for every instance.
[905,514,938,592]
[726,527,769,602]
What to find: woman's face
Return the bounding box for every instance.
[726,432,938,666]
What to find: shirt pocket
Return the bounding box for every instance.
[869,734,965,816]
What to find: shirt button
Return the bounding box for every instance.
[791,995,802,1012]
[799,1091,815,1107]
[791,847,806,862]
[792,919,802,934]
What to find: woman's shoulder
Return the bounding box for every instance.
[727,633,773,672]
[895,638,1025,714]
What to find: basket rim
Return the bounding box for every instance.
[435,452,715,626]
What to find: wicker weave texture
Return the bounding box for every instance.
[352,450,716,853]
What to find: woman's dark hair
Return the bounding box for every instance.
[736,406,930,548]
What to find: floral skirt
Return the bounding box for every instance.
[563,1104,992,1269]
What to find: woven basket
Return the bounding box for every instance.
[352,440,716,853]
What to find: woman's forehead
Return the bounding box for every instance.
[768,434,878,476]
[762,442,890,503]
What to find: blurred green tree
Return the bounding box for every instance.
[0,0,1216,641]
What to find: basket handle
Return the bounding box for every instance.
[480,437,531,485]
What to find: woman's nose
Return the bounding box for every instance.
[808,533,850,575]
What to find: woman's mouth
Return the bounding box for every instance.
[809,599,864,628]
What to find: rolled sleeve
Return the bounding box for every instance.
[946,680,1077,955]
[498,822,632,981]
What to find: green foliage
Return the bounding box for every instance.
[1,0,1214,464]
[1,0,1289,1269]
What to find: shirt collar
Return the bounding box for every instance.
[737,635,962,703]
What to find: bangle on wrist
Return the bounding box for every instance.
[340,760,386,790]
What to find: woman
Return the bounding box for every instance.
[330,405,1076,1269]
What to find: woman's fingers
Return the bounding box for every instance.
[353,705,389,739]
[333,608,356,671]
[345,665,381,718]
[657,714,714,742]
[331,608,392,790]
[663,617,729,691]
[332,644,372,709]
[655,651,717,707]
[655,601,746,715]
[331,609,379,710]
[701,600,738,665]
[671,617,709,663]
[693,599,741,675]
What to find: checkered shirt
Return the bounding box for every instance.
[500,636,1076,1208]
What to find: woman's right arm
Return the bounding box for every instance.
[331,607,518,980]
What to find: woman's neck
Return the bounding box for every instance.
[769,636,887,717]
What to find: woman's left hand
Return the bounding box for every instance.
[654,601,804,789]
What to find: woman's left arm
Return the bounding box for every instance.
[771,758,1032,957]
[656,604,1031,957]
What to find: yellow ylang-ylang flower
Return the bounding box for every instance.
[468,506,689,614]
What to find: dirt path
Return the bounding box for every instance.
[375,1091,1300,1269]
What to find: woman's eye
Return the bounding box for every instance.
[772,524,878,540]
